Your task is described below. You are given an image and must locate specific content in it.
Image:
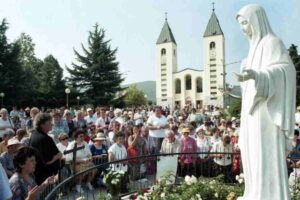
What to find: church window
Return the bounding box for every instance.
[210,69,216,72]
[162,94,167,97]
[210,64,216,67]
[211,86,217,89]
[161,73,166,76]
[185,75,192,90]
[210,75,217,78]
[173,49,176,56]
[211,92,217,95]
[210,97,217,100]
[210,42,216,50]
[196,77,203,93]
[175,79,181,94]
[210,81,217,84]
[161,48,166,65]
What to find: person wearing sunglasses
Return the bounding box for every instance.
[65,130,96,193]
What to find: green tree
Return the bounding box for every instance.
[124,85,147,107]
[228,99,242,118]
[288,44,300,106]
[37,55,66,106]
[0,19,25,107]
[289,44,300,67]
[67,23,124,106]
[15,32,42,106]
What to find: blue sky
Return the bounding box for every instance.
[0,0,299,85]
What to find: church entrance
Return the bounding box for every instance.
[185,97,192,106]
[196,100,203,109]
[175,101,181,108]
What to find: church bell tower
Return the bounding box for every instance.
[156,14,177,108]
[203,5,225,108]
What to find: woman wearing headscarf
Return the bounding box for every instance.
[235,4,295,200]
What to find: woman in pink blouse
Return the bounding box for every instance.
[179,128,197,177]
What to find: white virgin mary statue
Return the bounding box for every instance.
[235,4,296,200]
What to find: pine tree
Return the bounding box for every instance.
[288,44,300,106]
[288,44,300,67]
[15,32,41,106]
[0,19,25,107]
[38,55,66,106]
[67,23,124,106]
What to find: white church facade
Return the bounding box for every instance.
[156,9,226,109]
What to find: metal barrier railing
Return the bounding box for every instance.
[44,152,242,200]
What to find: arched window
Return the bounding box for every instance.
[175,79,181,94]
[196,77,203,93]
[185,75,192,90]
[210,42,216,50]
[161,48,166,65]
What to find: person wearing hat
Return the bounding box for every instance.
[179,127,197,177]
[0,138,22,178]
[0,130,14,155]
[89,132,108,165]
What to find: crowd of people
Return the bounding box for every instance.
[0,104,299,199]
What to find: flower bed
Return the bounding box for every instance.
[136,172,244,200]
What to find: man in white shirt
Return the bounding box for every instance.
[84,108,97,125]
[147,106,169,153]
[211,134,234,183]
[160,130,181,154]
[134,108,144,125]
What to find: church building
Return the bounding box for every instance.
[156,8,226,109]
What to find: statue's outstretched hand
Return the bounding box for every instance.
[234,69,256,82]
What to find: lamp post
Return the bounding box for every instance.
[65,88,71,109]
[0,92,4,108]
[76,96,80,107]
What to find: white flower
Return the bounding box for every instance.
[190,175,197,184]
[239,173,244,178]
[119,170,125,175]
[196,194,202,200]
[111,179,119,185]
[209,180,216,185]
[161,193,165,198]
[235,175,240,181]
[238,178,244,184]
[185,175,191,183]
[76,197,85,200]
[214,192,218,198]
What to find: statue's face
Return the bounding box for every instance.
[238,16,252,38]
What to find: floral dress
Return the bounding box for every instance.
[9,173,37,200]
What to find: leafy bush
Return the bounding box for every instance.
[137,173,244,200]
